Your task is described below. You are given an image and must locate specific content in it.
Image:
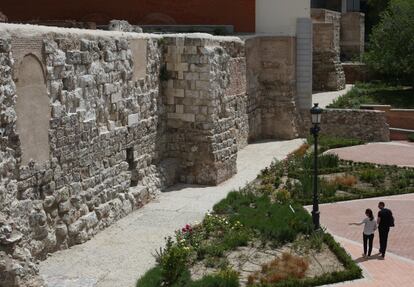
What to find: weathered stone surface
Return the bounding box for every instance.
[108,20,143,33]
[312,9,346,91]
[298,109,390,142]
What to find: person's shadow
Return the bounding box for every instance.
[355,253,385,263]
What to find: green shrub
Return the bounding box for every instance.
[213,191,313,244]
[222,229,251,250]
[320,179,338,198]
[302,153,340,171]
[158,237,192,286]
[327,83,414,109]
[307,135,364,152]
[408,133,414,142]
[358,169,386,184]
[136,266,163,287]
[364,0,414,84]
[188,268,240,287]
[275,189,292,204]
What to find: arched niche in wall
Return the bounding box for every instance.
[15,54,50,165]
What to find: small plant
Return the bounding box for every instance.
[408,133,414,142]
[153,236,192,286]
[302,153,340,170]
[320,179,338,198]
[275,189,291,204]
[358,168,386,184]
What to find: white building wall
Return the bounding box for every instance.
[256,0,311,35]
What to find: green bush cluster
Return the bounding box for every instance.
[327,83,414,109]
[214,191,313,244]
[307,135,364,152]
[358,168,386,185]
[138,187,363,287]
[364,0,414,85]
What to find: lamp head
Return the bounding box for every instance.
[310,103,323,125]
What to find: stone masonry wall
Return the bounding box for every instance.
[312,9,345,91]
[298,109,390,142]
[0,26,170,286]
[245,36,300,141]
[340,12,365,61]
[0,24,256,285]
[163,35,246,185]
[1,36,43,287]
[0,24,304,286]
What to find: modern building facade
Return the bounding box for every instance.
[311,0,367,12]
[1,0,312,35]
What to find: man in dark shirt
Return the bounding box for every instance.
[377,201,394,258]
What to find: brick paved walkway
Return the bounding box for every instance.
[307,194,414,286]
[327,141,414,167]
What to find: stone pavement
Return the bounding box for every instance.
[313,84,353,108]
[307,194,414,286]
[39,139,304,287]
[328,141,414,167]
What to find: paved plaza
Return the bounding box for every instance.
[309,194,414,286]
[328,141,414,167]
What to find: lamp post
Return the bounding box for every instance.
[310,103,323,230]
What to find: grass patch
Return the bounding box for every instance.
[327,82,414,109]
[307,135,364,153]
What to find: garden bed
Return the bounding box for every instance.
[327,82,414,109]
[259,137,414,205]
[137,188,361,287]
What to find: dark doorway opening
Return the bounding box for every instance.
[126,147,138,187]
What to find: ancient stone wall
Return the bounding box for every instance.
[342,62,370,84]
[0,24,306,286]
[298,109,390,142]
[245,36,299,140]
[0,26,172,286]
[340,12,365,61]
[163,35,246,185]
[312,9,345,91]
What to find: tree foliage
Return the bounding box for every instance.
[364,0,414,85]
[366,0,391,31]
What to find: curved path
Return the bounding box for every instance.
[327,141,414,167]
[39,139,304,287]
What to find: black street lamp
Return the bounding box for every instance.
[310,103,323,230]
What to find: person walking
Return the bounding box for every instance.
[349,208,377,258]
[377,201,394,258]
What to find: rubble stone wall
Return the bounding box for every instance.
[0,24,305,286]
[245,36,299,141]
[298,109,390,142]
[0,26,171,286]
[312,9,345,91]
[163,35,246,185]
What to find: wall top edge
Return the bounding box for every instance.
[0,23,243,43]
[325,108,386,114]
